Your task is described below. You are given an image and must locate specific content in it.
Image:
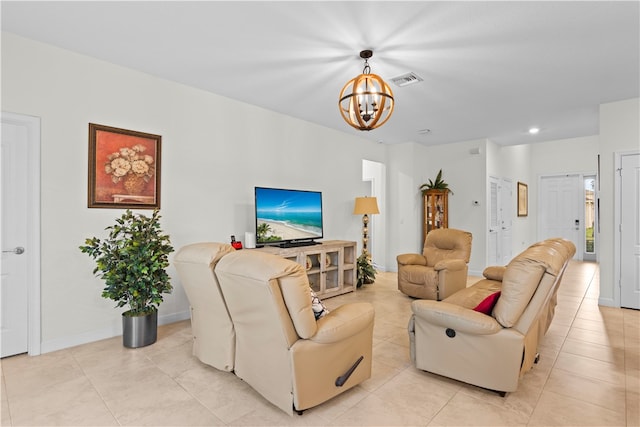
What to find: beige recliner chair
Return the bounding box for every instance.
[173,242,236,372]
[397,228,472,300]
[215,249,375,415]
[408,238,575,395]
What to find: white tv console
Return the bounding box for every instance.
[255,240,357,298]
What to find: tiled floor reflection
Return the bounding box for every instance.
[2,261,638,426]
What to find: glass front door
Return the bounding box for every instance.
[584,176,596,261]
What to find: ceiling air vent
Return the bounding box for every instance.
[390,72,423,87]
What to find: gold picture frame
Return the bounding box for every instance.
[88,123,161,209]
[517,181,528,217]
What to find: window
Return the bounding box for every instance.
[584,177,595,254]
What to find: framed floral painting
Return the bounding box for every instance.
[88,123,161,209]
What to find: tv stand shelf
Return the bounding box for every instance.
[254,240,357,298]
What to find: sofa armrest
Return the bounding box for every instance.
[397,253,427,266]
[411,300,502,335]
[483,266,506,281]
[433,258,466,272]
[310,303,374,344]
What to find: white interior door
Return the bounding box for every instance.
[1,119,29,357]
[1,112,41,357]
[500,178,513,264]
[539,174,582,260]
[488,176,500,266]
[620,153,640,309]
[488,177,512,266]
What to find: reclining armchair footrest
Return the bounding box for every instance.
[335,356,364,387]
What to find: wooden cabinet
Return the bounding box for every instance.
[254,240,356,298]
[423,190,449,244]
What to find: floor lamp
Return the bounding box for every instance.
[353,196,380,257]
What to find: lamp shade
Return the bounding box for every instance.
[353,197,380,215]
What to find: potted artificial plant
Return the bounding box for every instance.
[356,253,376,288]
[420,169,454,195]
[79,209,174,348]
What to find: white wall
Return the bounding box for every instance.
[1,33,387,352]
[421,139,488,275]
[529,135,599,248]
[493,143,533,255]
[3,31,636,352]
[598,98,640,306]
[467,136,599,272]
[386,142,430,269]
[530,135,599,176]
[387,136,600,276]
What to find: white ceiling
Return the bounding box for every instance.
[2,1,639,146]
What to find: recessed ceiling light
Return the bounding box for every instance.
[418,128,431,135]
[529,127,540,134]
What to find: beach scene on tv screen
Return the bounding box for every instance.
[256,188,322,243]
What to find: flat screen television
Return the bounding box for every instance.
[255,186,323,247]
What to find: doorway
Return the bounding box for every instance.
[538,174,583,260]
[500,178,513,265]
[1,112,41,357]
[583,175,597,262]
[617,152,640,310]
[488,176,513,266]
[362,159,386,271]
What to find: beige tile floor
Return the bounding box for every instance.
[1,261,638,426]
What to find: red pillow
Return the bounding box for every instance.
[473,291,501,315]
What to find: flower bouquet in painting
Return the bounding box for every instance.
[105,144,155,194]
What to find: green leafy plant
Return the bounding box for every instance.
[79,209,174,316]
[420,169,453,195]
[356,253,376,288]
[256,222,282,243]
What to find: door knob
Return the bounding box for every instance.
[2,246,25,255]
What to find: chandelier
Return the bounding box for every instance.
[338,50,395,131]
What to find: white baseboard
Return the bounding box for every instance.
[597,296,618,308]
[40,323,121,354]
[40,310,191,354]
[468,269,483,277]
[159,310,191,325]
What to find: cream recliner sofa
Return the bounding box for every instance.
[409,238,575,395]
[397,228,472,300]
[173,242,236,372]
[215,249,375,415]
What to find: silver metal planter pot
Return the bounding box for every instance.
[122,309,157,348]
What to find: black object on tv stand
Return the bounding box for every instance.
[279,240,320,248]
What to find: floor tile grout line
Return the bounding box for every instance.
[622,302,637,427]
[1,263,634,426]
[545,263,630,418]
[167,358,231,426]
[69,349,124,426]
[1,373,15,427]
[526,262,599,426]
[146,336,235,426]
